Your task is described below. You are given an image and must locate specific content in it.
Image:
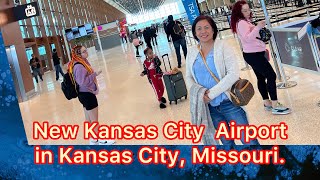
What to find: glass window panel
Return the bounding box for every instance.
[20,26,26,38]
[84,3,88,21]
[39,46,46,55]
[71,2,75,15]
[31,18,39,37]
[65,1,71,25]
[39,0,50,36]
[160,6,166,18]
[48,0,58,35]
[149,11,155,20]
[154,9,160,19]
[25,26,30,38]
[165,4,170,10]
[175,3,180,14]
[45,25,50,36]
[81,1,84,17]
[26,49,33,62]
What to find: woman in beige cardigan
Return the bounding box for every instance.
[186,15,259,145]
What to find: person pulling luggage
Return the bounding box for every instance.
[140,47,167,109]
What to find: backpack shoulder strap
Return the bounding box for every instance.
[73,62,85,68]
[71,62,84,75]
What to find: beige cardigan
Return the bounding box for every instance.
[185,39,240,101]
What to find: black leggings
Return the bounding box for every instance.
[243,51,278,101]
[151,36,157,45]
[135,45,139,55]
[145,39,152,49]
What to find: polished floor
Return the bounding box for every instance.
[19,29,320,145]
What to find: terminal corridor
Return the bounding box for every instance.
[18,31,320,145]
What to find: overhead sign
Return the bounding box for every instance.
[181,0,200,25]
[0,2,40,27]
[13,2,40,21]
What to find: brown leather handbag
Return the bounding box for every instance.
[198,46,254,106]
[229,78,255,106]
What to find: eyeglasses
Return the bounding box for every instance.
[242,9,251,13]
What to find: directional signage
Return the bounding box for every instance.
[0,2,40,27]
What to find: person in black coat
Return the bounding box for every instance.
[143,27,153,49]
[52,49,64,81]
[150,26,158,46]
[29,54,43,83]
[163,21,171,42]
[166,15,187,68]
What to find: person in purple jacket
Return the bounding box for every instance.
[68,45,115,145]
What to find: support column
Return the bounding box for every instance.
[1,0,34,94]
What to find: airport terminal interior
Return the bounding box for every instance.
[2,0,320,145]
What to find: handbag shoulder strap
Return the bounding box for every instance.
[197,45,240,102]
[197,45,220,83]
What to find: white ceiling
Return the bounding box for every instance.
[104,0,166,15]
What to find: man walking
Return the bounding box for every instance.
[52,49,64,81]
[166,15,187,68]
[29,54,43,83]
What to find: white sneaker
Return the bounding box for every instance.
[98,140,115,145]
[272,103,291,115]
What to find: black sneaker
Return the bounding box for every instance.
[161,97,167,103]
[160,103,166,109]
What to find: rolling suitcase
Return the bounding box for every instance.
[161,54,188,105]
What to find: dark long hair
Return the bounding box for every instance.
[230,1,252,33]
[143,47,152,58]
[191,15,218,41]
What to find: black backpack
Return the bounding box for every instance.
[61,62,81,100]
[173,21,186,37]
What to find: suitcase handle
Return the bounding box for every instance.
[161,54,172,72]
[162,54,168,58]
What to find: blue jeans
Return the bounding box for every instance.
[32,68,43,83]
[209,100,260,145]
[173,38,187,66]
[55,65,64,80]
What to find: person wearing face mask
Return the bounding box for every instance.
[186,15,260,145]
[231,1,291,115]
[68,45,115,145]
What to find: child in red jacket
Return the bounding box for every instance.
[140,48,167,109]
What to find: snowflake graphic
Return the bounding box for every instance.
[0,65,18,112]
